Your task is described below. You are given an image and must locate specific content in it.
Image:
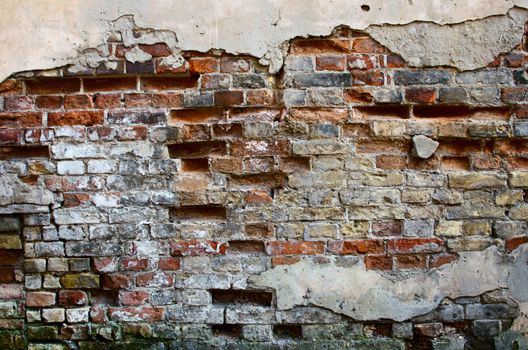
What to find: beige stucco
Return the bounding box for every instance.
[1,0,528,81]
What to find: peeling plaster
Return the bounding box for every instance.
[2,1,528,81]
[250,245,528,324]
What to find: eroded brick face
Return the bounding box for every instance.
[0,27,527,349]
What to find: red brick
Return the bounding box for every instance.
[190,57,219,73]
[101,273,131,289]
[438,140,482,156]
[0,268,14,283]
[119,291,149,306]
[429,253,458,268]
[215,91,244,106]
[94,94,122,109]
[0,250,22,265]
[344,88,373,103]
[495,140,528,156]
[347,54,380,70]
[35,95,63,109]
[59,290,88,306]
[441,157,470,170]
[395,254,427,270]
[26,291,55,307]
[136,272,173,287]
[84,78,137,92]
[351,38,387,53]
[4,96,33,111]
[244,190,273,206]
[170,240,228,256]
[290,39,351,54]
[211,157,243,174]
[288,108,348,123]
[245,223,274,239]
[141,76,198,91]
[387,238,444,254]
[271,256,301,267]
[138,43,172,57]
[119,258,149,271]
[108,307,164,322]
[0,129,21,145]
[376,155,407,170]
[230,140,289,157]
[26,78,80,94]
[170,107,224,124]
[351,70,384,86]
[0,79,23,96]
[505,236,528,252]
[92,258,116,273]
[279,157,310,173]
[246,89,275,106]
[212,123,243,139]
[158,257,181,270]
[365,255,393,270]
[220,57,251,72]
[472,154,502,170]
[64,95,93,109]
[90,306,107,323]
[386,55,406,68]
[405,88,436,103]
[182,125,211,141]
[48,111,103,126]
[327,239,384,255]
[63,193,90,208]
[316,56,347,71]
[155,58,188,74]
[265,241,324,255]
[0,112,42,128]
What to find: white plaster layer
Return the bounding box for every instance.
[366,7,528,71]
[251,245,528,322]
[2,1,528,81]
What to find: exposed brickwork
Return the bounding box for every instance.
[0,26,526,349]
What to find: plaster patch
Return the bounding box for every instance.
[250,245,528,322]
[366,7,528,71]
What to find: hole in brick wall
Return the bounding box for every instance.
[365,323,392,337]
[273,324,302,338]
[0,146,49,159]
[170,108,225,124]
[91,290,119,306]
[83,77,137,92]
[211,289,273,306]
[361,4,370,11]
[212,124,243,139]
[227,240,265,254]
[168,141,227,158]
[0,216,23,284]
[413,106,510,120]
[229,172,286,188]
[211,324,242,338]
[26,78,81,94]
[170,205,227,221]
[181,158,209,172]
[354,105,410,119]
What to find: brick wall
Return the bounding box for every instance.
[0,26,527,349]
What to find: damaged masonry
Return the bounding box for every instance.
[0,0,527,349]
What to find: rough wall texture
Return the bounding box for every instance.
[0,13,528,350]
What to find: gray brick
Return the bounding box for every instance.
[394,70,451,85]
[292,73,351,88]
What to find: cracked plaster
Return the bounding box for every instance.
[2,1,528,81]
